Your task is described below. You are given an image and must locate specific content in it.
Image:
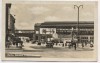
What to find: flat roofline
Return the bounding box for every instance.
[43,21,94,23]
[15,29,35,31]
[35,21,94,27]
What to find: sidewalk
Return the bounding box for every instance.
[6,42,94,52]
[22,42,94,52]
[6,45,22,50]
[5,43,42,57]
[22,42,43,52]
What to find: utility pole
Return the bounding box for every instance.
[74,5,83,46]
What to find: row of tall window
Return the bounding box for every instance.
[81,37,88,39]
[81,40,94,42]
[56,30,94,35]
[79,31,94,35]
[81,37,94,39]
[56,28,93,31]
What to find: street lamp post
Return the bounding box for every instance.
[74,5,83,46]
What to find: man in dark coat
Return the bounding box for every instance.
[72,42,76,50]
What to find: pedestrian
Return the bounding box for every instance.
[6,41,10,48]
[85,42,87,46]
[73,42,76,50]
[21,41,23,47]
[62,43,64,47]
[68,43,71,49]
[82,43,84,48]
[19,41,23,48]
[16,42,18,47]
[74,43,76,50]
[90,41,93,48]
[15,38,19,47]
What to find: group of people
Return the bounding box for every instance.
[67,42,77,50]
[68,41,94,50]
[6,37,23,48]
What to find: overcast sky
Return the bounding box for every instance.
[10,1,97,30]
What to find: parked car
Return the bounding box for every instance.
[46,41,54,48]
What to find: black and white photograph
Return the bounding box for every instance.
[1,0,98,61]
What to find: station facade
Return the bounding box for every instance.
[34,21,94,44]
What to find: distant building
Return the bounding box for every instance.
[34,21,94,44]
[15,30,35,40]
[6,4,15,42]
[9,14,15,34]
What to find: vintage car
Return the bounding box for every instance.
[46,41,54,48]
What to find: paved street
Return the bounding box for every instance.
[6,42,95,58]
